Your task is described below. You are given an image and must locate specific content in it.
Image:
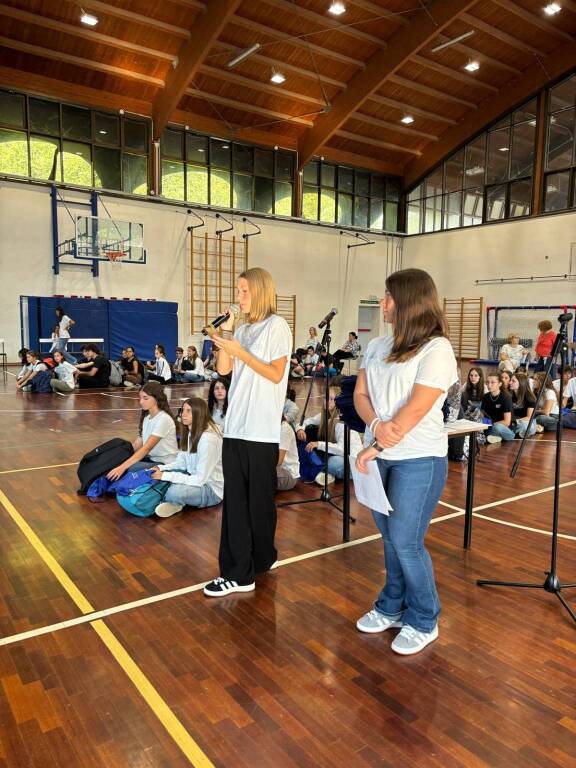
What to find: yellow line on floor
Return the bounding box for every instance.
[0,462,78,475]
[0,488,214,768]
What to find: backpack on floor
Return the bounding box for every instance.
[335,375,365,433]
[448,435,466,462]
[562,410,576,429]
[109,360,124,386]
[30,370,54,393]
[117,481,171,517]
[42,356,56,370]
[77,438,134,495]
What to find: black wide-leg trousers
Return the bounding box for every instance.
[218,438,279,585]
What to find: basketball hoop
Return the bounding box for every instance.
[104,249,125,269]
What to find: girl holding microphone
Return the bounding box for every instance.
[203,267,292,597]
[354,268,457,655]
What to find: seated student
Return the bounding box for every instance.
[150,397,223,518]
[277,413,299,491]
[555,365,573,396]
[107,381,178,481]
[500,369,512,396]
[510,371,537,438]
[533,372,560,432]
[172,347,185,378]
[296,326,319,357]
[50,349,77,393]
[16,348,30,385]
[208,376,229,428]
[283,384,300,426]
[176,345,204,383]
[76,344,110,388]
[296,386,362,484]
[317,346,337,377]
[499,333,529,374]
[561,369,576,410]
[289,353,305,379]
[460,367,486,415]
[16,350,47,391]
[534,320,557,379]
[75,344,91,368]
[122,346,144,388]
[481,372,515,444]
[333,331,361,373]
[146,344,173,384]
[302,346,319,375]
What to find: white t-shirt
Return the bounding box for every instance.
[55,361,76,387]
[280,421,300,480]
[32,362,47,372]
[141,411,178,464]
[155,357,172,381]
[59,315,72,339]
[564,377,576,401]
[543,388,559,416]
[362,335,458,460]
[212,406,225,428]
[224,314,292,443]
[161,429,224,499]
[500,343,525,368]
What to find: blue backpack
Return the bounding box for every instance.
[117,481,171,517]
[31,370,53,393]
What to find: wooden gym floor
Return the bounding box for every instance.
[0,373,575,768]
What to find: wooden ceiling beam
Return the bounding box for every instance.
[431,38,522,75]
[152,0,242,139]
[368,93,458,124]
[388,74,477,108]
[230,16,366,68]
[61,0,190,38]
[0,4,175,62]
[346,0,409,26]
[411,54,499,92]
[171,108,299,148]
[198,65,325,106]
[297,0,479,168]
[351,111,439,140]
[317,145,404,175]
[403,40,576,187]
[185,88,316,125]
[490,0,573,43]
[0,35,165,86]
[335,129,422,155]
[460,13,544,55]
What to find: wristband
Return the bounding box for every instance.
[369,417,381,435]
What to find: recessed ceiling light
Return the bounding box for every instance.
[221,145,229,149]
[499,147,509,152]
[99,130,107,134]
[401,115,414,124]
[328,2,346,15]
[464,60,480,72]
[80,11,98,26]
[544,2,561,15]
[197,148,205,153]
[465,165,484,176]
[270,71,286,84]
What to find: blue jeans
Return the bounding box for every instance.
[535,357,557,381]
[490,423,516,441]
[175,371,204,383]
[164,483,221,508]
[371,456,447,633]
[327,455,345,479]
[536,413,559,431]
[515,420,537,438]
[53,338,77,364]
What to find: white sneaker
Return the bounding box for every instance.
[155,502,184,518]
[123,381,136,389]
[356,609,403,634]
[487,435,502,444]
[391,624,438,655]
[535,424,545,433]
[315,472,336,486]
[203,577,255,597]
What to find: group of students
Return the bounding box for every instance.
[289,327,361,379]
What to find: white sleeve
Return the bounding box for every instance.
[163,433,221,487]
[161,452,188,472]
[279,422,294,451]
[149,413,174,439]
[567,378,576,399]
[414,339,458,392]
[269,317,292,361]
[195,358,205,375]
[300,412,321,430]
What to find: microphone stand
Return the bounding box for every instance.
[279,320,355,528]
[477,312,576,623]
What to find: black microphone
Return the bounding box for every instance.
[318,307,338,329]
[558,312,573,323]
[202,304,240,336]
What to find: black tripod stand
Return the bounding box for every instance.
[279,320,355,533]
[477,312,576,623]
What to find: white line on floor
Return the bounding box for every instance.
[472,479,576,512]
[473,512,576,541]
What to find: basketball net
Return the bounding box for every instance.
[103,248,125,271]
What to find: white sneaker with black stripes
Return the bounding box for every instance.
[203,577,255,597]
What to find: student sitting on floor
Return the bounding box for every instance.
[283,384,300,426]
[176,345,205,383]
[562,369,576,410]
[296,386,362,485]
[533,372,560,432]
[106,381,178,481]
[16,350,47,391]
[277,412,299,491]
[16,348,30,384]
[510,371,537,438]
[146,344,173,384]
[289,353,305,379]
[481,372,515,444]
[50,349,77,394]
[172,347,185,378]
[122,346,144,388]
[149,397,223,518]
[500,369,512,395]
[460,367,487,415]
[302,346,319,375]
[208,376,230,428]
[76,344,110,388]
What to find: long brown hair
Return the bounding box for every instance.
[318,386,340,443]
[533,372,559,403]
[511,372,536,409]
[385,268,449,363]
[179,397,220,452]
[138,381,176,435]
[464,367,485,401]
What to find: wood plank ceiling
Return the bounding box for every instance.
[0,0,575,183]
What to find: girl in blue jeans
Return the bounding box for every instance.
[354,268,457,656]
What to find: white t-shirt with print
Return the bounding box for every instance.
[155,357,172,381]
[224,314,292,443]
[362,335,458,460]
[55,361,76,387]
[59,315,72,339]
[141,411,178,464]
[543,388,559,416]
[280,421,300,480]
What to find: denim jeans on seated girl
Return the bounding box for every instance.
[371,456,447,633]
[164,483,221,508]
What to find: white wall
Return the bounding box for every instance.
[0,181,402,360]
[403,212,576,355]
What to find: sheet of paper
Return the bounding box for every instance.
[351,459,392,516]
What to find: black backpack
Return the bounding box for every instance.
[335,375,365,433]
[77,438,134,495]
